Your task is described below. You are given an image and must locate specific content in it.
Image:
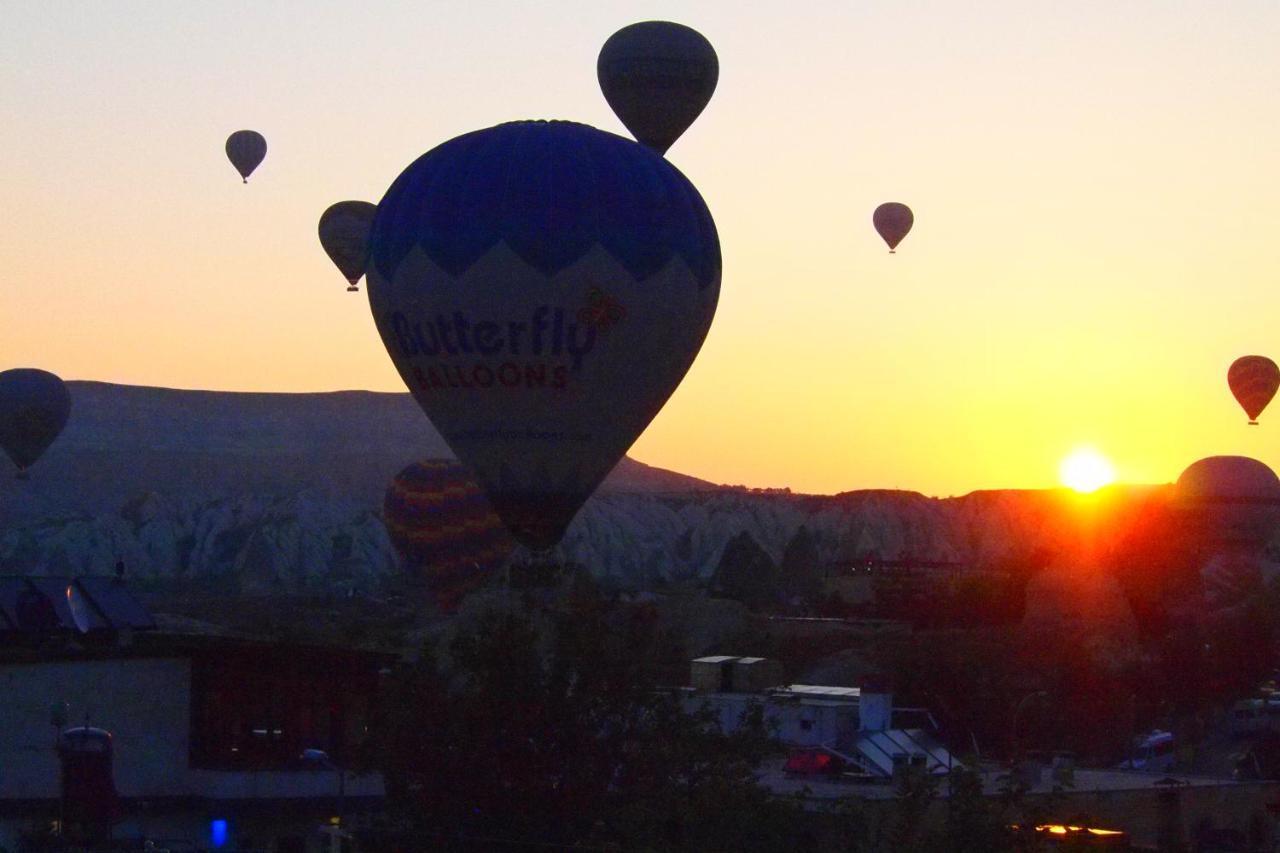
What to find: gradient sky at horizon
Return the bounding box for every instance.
[3,1,1278,496]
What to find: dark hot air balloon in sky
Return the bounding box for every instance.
[383,460,514,612]
[598,21,718,155]
[1228,355,1279,425]
[367,120,721,552]
[0,368,71,479]
[873,202,913,253]
[318,201,378,292]
[225,130,267,183]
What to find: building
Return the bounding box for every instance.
[684,656,958,781]
[0,576,388,852]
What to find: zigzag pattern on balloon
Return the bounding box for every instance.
[370,121,720,291]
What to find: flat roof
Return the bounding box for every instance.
[775,684,861,698]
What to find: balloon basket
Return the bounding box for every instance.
[888,249,896,254]
[347,285,359,292]
[15,470,29,481]
[1249,420,1259,426]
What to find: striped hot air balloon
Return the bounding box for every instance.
[1228,356,1280,425]
[383,460,514,612]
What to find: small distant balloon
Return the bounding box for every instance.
[0,368,71,479]
[1228,355,1280,425]
[873,203,913,253]
[318,201,378,292]
[598,21,718,155]
[383,460,515,612]
[225,130,267,183]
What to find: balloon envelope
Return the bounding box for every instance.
[225,130,267,182]
[0,368,71,476]
[319,201,378,291]
[367,120,721,550]
[598,21,718,155]
[383,460,514,611]
[873,202,913,252]
[1228,355,1280,424]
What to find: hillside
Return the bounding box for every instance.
[0,382,1163,593]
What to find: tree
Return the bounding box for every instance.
[781,525,824,605]
[362,591,808,850]
[710,531,782,609]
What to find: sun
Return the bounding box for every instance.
[1059,448,1116,493]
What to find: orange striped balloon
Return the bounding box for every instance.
[383,460,514,612]
[1228,356,1280,425]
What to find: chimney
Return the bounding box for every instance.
[858,675,893,732]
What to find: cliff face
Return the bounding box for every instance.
[0,382,1136,593]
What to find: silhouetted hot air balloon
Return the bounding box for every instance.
[873,203,913,253]
[318,201,378,292]
[598,21,718,155]
[225,130,267,183]
[0,368,71,479]
[367,120,721,552]
[383,460,514,611]
[1228,356,1280,425]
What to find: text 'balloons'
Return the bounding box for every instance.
[367,120,721,551]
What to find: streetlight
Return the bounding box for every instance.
[300,748,346,847]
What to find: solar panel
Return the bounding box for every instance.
[26,577,98,631]
[76,576,156,630]
[0,577,30,626]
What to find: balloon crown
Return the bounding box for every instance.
[369,120,720,290]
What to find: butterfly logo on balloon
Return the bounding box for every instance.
[578,288,626,332]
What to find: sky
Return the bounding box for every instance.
[2,0,1278,496]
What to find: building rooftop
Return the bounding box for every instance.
[771,684,861,698]
[759,762,1252,802]
[0,576,155,634]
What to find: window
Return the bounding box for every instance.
[189,644,379,770]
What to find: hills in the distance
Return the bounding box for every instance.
[0,381,1156,594]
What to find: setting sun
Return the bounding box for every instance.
[1059,448,1116,493]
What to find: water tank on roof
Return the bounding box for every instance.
[58,727,120,840]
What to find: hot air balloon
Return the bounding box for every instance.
[597,21,718,155]
[383,460,514,611]
[225,130,267,183]
[1228,356,1279,425]
[0,368,71,479]
[367,120,721,552]
[873,202,913,253]
[318,201,378,292]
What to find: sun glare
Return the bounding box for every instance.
[1059,448,1116,493]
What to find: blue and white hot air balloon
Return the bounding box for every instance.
[367,120,720,551]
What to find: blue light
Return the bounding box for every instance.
[211,819,228,848]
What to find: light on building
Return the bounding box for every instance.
[211,818,228,848]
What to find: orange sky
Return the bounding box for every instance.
[2,1,1278,495]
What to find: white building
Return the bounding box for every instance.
[0,576,386,852]
[685,656,958,781]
